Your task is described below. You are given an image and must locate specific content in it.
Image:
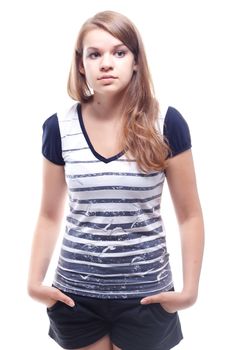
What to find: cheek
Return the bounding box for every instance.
[83,64,95,82]
[121,66,135,82]
[85,75,95,89]
[120,59,135,75]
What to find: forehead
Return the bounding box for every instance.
[83,29,124,49]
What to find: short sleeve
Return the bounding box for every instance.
[163,107,192,157]
[42,114,65,165]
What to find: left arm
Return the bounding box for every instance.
[166,150,204,303]
[141,150,204,311]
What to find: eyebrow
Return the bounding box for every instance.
[86,44,127,51]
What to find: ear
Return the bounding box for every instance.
[133,61,138,72]
[79,61,85,75]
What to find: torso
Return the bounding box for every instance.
[52,102,173,299]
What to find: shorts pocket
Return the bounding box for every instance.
[47,300,63,312]
[156,302,177,316]
[147,302,177,320]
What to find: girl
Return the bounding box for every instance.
[28,10,204,350]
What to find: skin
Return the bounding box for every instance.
[28,28,204,350]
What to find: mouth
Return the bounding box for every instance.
[98,75,117,80]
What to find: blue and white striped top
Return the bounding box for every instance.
[42,103,191,299]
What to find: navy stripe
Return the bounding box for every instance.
[63,147,89,152]
[116,159,136,162]
[60,248,166,265]
[69,183,163,192]
[70,205,160,216]
[66,172,161,178]
[61,132,82,138]
[66,215,161,229]
[54,279,173,295]
[63,237,164,254]
[66,160,101,164]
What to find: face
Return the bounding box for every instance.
[80,29,137,96]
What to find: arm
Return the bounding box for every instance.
[27,158,74,307]
[166,149,204,301]
[141,150,204,311]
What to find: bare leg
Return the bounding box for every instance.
[71,334,112,350]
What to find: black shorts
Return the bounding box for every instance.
[47,290,183,350]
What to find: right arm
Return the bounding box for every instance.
[27,158,74,307]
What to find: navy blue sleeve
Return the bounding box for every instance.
[42,114,65,165]
[163,107,192,157]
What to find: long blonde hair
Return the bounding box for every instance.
[68,11,169,172]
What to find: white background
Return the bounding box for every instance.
[0,0,232,349]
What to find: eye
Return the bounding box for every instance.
[88,52,100,59]
[115,50,126,58]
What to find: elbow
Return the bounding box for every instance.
[27,280,40,299]
[27,283,34,298]
[182,290,199,308]
[186,293,198,307]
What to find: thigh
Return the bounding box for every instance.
[71,335,112,350]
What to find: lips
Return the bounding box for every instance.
[98,75,117,80]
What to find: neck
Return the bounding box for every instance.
[87,93,125,121]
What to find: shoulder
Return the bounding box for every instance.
[57,102,80,137]
[42,113,59,131]
[42,113,65,165]
[162,106,192,157]
[42,102,79,137]
[42,113,60,142]
[56,102,79,123]
[164,106,189,132]
[41,102,80,165]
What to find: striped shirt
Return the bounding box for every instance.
[42,102,191,299]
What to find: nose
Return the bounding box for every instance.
[100,53,113,71]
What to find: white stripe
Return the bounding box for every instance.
[66,220,163,236]
[56,263,169,281]
[54,280,173,295]
[57,261,169,278]
[61,243,166,257]
[63,231,164,247]
[59,253,167,268]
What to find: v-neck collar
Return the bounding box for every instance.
[77,103,125,164]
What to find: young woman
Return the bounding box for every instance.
[28,10,204,350]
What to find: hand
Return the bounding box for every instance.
[28,284,75,308]
[140,290,197,313]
